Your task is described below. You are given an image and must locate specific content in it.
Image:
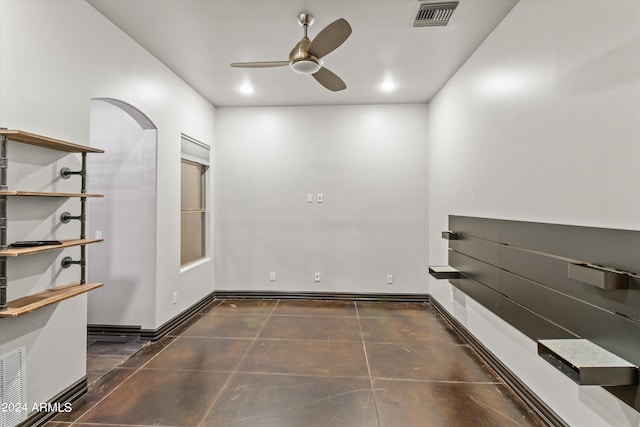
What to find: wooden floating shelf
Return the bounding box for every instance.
[0,190,103,198]
[538,339,638,386]
[429,265,462,280]
[0,238,103,257]
[0,129,104,153]
[0,282,103,318]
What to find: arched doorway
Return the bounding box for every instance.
[87,98,157,330]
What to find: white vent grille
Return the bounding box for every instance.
[0,348,26,427]
[414,1,459,27]
[181,134,210,166]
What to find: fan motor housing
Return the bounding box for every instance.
[289,37,322,74]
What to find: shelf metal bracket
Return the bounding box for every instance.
[60,211,83,224]
[61,256,85,269]
[59,167,83,180]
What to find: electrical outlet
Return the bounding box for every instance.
[317,194,323,203]
[307,194,313,203]
[95,230,102,239]
[270,272,276,281]
[386,275,393,284]
[314,272,321,282]
[172,291,178,304]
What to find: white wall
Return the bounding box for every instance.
[215,104,429,295]
[427,0,640,425]
[0,0,215,413]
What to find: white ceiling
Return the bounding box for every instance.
[87,0,517,107]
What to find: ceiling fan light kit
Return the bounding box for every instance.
[230,13,352,91]
[291,59,322,74]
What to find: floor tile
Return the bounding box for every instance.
[64,299,546,427]
[119,335,176,368]
[77,369,229,426]
[52,368,137,423]
[212,299,277,314]
[374,379,547,427]
[86,337,147,357]
[273,299,357,317]
[202,373,378,427]
[144,336,251,372]
[86,373,103,386]
[365,342,500,383]
[359,316,463,344]
[239,339,370,378]
[259,315,362,341]
[199,299,224,314]
[183,314,268,338]
[86,355,128,374]
[167,312,205,336]
[356,301,431,318]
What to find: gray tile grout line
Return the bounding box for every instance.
[355,301,383,427]
[195,299,281,427]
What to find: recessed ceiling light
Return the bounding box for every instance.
[239,83,254,95]
[379,78,396,92]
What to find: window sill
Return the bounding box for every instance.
[180,257,211,274]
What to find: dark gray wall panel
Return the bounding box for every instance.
[501,245,640,322]
[500,270,640,365]
[450,276,500,314]
[449,236,501,267]
[447,215,640,410]
[499,219,640,274]
[497,297,575,341]
[449,250,501,292]
[449,216,501,241]
[449,275,574,340]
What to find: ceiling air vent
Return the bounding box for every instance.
[413,1,459,27]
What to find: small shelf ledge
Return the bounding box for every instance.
[0,190,103,198]
[0,282,103,317]
[429,265,461,280]
[0,129,104,153]
[567,263,629,290]
[0,238,103,257]
[538,339,638,386]
[441,231,460,240]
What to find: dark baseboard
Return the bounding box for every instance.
[214,290,430,302]
[19,376,87,427]
[430,298,568,427]
[86,292,215,342]
[140,291,216,341]
[87,324,141,336]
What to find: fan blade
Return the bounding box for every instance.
[230,61,289,68]
[307,18,352,59]
[312,67,347,92]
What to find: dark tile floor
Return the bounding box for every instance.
[85,334,148,385]
[48,299,548,426]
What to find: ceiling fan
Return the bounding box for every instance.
[230,13,352,92]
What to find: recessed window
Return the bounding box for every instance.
[180,135,210,266]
